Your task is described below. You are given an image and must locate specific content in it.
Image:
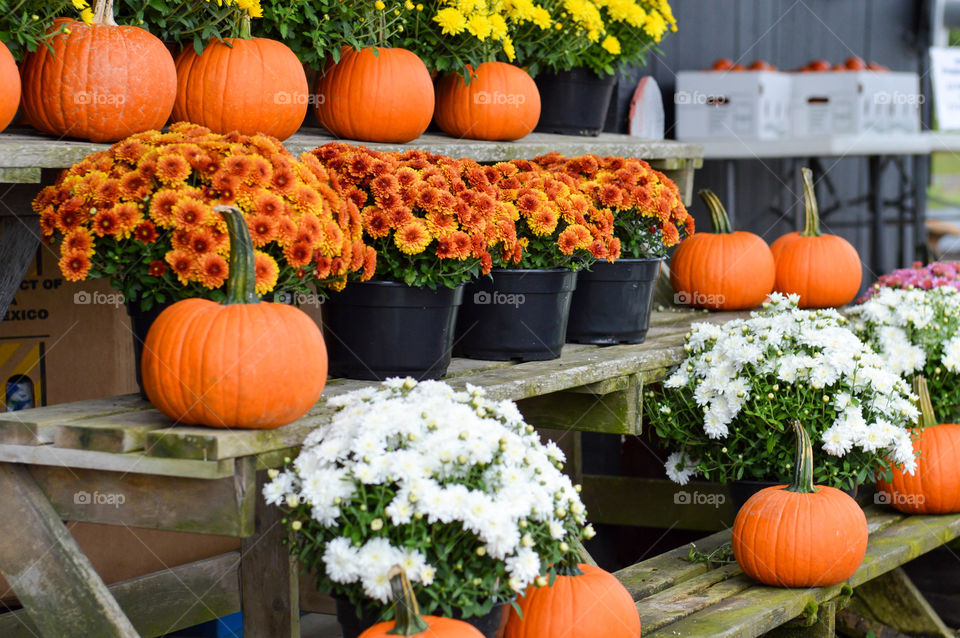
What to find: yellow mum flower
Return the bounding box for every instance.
[502,35,516,61]
[70,0,88,8]
[467,14,493,40]
[601,35,621,54]
[80,7,94,23]
[375,0,386,9]
[644,10,667,41]
[434,7,468,34]
[405,0,415,8]
[489,13,508,39]
[530,5,552,28]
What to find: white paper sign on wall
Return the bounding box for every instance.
[930,46,960,130]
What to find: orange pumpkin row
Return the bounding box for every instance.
[670,167,862,311]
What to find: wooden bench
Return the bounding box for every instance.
[617,506,960,637]
[0,309,720,638]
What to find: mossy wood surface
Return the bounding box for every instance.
[620,506,960,638]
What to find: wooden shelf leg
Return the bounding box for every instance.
[241,468,300,637]
[765,600,836,638]
[0,462,138,638]
[838,567,954,638]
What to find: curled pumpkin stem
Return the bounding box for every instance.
[785,419,818,494]
[214,205,259,305]
[913,376,937,430]
[386,565,429,636]
[800,167,822,237]
[698,189,732,234]
[92,0,117,26]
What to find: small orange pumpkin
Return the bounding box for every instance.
[173,20,308,140]
[0,41,19,133]
[359,566,483,638]
[142,206,327,429]
[876,376,960,514]
[19,0,176,142]
[315,46,434,143]
[434,62,541,141]
[669,189,775,310]
[769,167,862,308]
[504,563,641,638]
[732,420,868,587]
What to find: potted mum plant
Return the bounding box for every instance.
[309,143,512,380]
[645,294,919,507]
[535,153,694,344]
[33,122,358,393]
[265,378,594,638]
[859,261,960,301]
[454,160,619,361]
[524,0,677,135]
[848,286,960,421]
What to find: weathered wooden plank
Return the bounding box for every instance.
[0,443,234,478]
[844,567,953,638]
[766,600,837,638]
[26,460,255,536]
[518,375,642,435]
[242,467,299,637]
[567,375,630,395]
[299,573,337,615]
[637,566,751,633]
[0,462,138,638]
[0,167,41,183]
[55,409,175,453]
[0,551,242,638]
[0,394,147,444]
[582,475,734,530]
[0,214,40,323]
[614,529,733,600]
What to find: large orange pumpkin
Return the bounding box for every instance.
[359,566,483,638]
[435,62,541,141]
[19,0,176,143]
[315,46,433,143]
[504,563,641,638]
[732,420,868,588]
[769,167,862,308]
[0,41,19,133]
[876,376,960,514]
[670,189,775,310]
[142,206,327,429]
[173,25,308,140]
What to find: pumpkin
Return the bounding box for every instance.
[732,420,868,587]
[173,20,308,140]
[769,167,862,308]
[669,189,775,311]
[876,376,960,514]
[314,46,433,143]
[19,0,176,143]
[141,205,327,429]
[434,62,541,141]
[359,566,483,638]
[0,41,19,133]
[504,563,641,638]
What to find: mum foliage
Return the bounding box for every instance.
[646,294,919,490]
[265,378,592,619]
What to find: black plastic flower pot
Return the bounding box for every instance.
[322,281,464,381]
[534,67,618,136]
[566,258,663,345]
[455,269,577,362]
[127,300,174,400]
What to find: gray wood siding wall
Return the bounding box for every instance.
[606,0,926,281]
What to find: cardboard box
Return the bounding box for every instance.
[791,70,921,136]
[675,70,792,139]
[0,247,138,411]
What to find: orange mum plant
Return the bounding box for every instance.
[309,143,517,289]
[483,159,620,269]
[33,122,360,311]
[533,153,694,258]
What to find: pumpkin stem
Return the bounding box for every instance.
[800,167,822,237]
[386,566,429,636]
[239,14,252,39]
[913,376,937,430]
[91,0,117,26]
[698,189,732,234]
[784,419,818,494]
[214,205,259,305]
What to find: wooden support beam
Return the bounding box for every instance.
[241,466,300,637]
[847,567,954,638]
[766,601,837,638]
[0,551,241,638]
[0,462,138,638]
[518,374,643,435]
[0,205,41,322]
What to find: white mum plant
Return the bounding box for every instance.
[646,294,919,489]
[264,378,592,620]
[848,285,960,420]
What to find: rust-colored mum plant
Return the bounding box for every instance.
[481,159,620,270]
[34,122,358,311]
[309,143,517,289]
[533,153,694,259]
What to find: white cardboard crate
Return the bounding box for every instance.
[675,70,792,140]
[791,71,920,136]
